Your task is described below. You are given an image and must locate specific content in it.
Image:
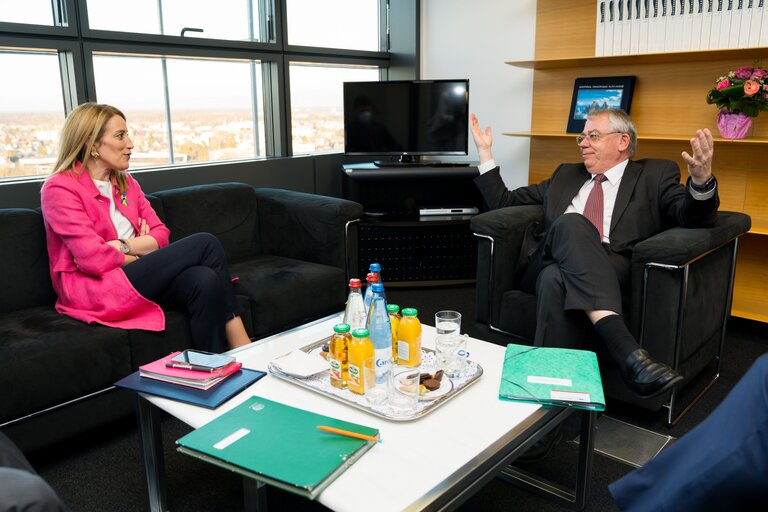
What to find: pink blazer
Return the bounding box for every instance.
[40,163,171,330]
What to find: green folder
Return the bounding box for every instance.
[499,344,605,412]
[176,395,378,499]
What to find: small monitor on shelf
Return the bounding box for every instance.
[343,79,470,167]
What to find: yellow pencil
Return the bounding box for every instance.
[316,425,381,443]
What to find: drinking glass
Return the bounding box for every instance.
[434,310,468,377]
[363,356,388,407]
[388,365,419,416]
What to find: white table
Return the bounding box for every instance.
[135,314,595,511]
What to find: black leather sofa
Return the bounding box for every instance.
[0,182,362,451]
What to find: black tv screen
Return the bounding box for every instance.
[343,79,469,158]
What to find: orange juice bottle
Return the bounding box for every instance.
[347,328,374,394]
[329,323,351,389]
[387,303,401,360]
[397,308,422,367]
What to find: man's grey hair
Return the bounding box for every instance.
[586,108,637,157]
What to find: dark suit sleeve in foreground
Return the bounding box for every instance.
[609,353,768,511]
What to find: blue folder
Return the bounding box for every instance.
[115,368,266,409]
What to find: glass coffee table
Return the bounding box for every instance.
[134,313,595,511]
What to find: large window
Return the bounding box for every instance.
[290,63,378,155]
[86,0,266,42]
[0,49,66,178]
[286,0,379,51]
[0,0,389,182]
[93,54,265,167]
[0,0,58,26]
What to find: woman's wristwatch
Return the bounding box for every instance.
[118,239,130,254]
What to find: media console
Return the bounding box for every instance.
[342,163,482,286]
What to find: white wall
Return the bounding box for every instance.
[420,0,537,189]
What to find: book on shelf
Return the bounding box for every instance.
[719,0,734,48]
[710,0,725,49]
[630,0,643,53]
[596,0,607,56]
[139,351,243,390]
[639,0,651,53]
[745,0,762,47]
[606,0,617,55]
[176,395,378,499]
[690,0,705,49]
[621,0,634,53]
[760,0,768,46]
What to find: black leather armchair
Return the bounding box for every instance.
[471,207,751,424]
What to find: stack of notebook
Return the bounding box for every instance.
[139,351,243,390]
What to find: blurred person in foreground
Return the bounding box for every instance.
[610,352,768,510]
[0,431,69,512]
[470,108,718,398]
[40,103,251,352]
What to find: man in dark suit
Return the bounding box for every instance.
[471,108,718,398]
[609,352,768,510]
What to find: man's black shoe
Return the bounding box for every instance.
[622,349,683,398]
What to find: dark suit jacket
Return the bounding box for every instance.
[474,159,720,256]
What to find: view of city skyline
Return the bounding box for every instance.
[0,106,344,178]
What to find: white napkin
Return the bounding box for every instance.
[270,349,329,378]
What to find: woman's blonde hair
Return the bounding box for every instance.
[51,103,129,193]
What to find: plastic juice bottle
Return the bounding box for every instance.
[347,328,374,395]
[387,303,401,360]
[329,323,351,389]
[397,308,422,367]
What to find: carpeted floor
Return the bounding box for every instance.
[25,284,768,511]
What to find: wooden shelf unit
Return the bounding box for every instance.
[508,0,768,323]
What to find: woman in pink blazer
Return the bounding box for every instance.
[40,103,251,352]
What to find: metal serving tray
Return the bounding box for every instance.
[267,336,483,421]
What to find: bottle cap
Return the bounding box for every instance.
[333,323,351,333]
[402,307,418,316]
[366,272,379,283]
[372,282,385,293]
[369,262,381,272]
[348,278,362,289]
[352,328,370,338]
[387,304,400,313]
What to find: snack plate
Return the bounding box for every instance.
[267,336,483,421]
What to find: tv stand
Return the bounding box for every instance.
[343,162,481,285]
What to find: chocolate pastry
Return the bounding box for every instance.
[423,378,441,391]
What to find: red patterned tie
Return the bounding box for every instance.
[583,173,607,239]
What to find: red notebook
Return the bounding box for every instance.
[139,352,243,390]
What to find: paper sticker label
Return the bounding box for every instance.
[550,390,591,403]
[213,428,250,449]
[527,375,572,387]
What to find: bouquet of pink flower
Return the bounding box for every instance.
[706,65,768,117]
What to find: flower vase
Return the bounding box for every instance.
[717,110,753,139]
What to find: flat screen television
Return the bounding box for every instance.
[343,79,469,166]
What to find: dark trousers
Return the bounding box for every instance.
[0,432,70,512]
[521,214,630,349]
[122,232,244,353]
[609,352,768,511]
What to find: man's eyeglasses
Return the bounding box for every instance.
[576,131,624,145]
